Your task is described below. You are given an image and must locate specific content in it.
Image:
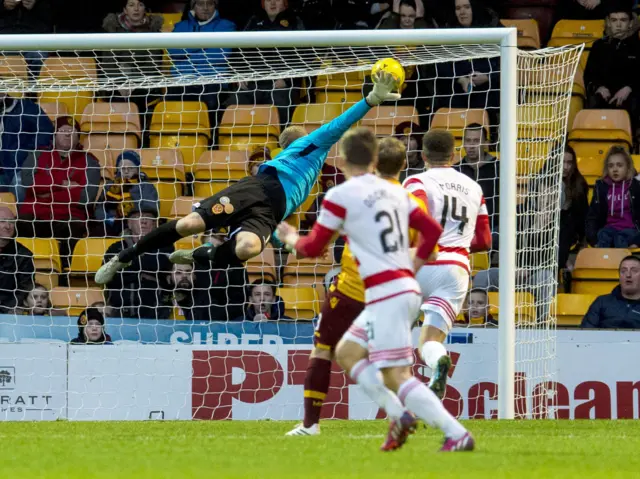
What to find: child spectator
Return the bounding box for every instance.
[95,150,159,237]
[17,116,100,273]
[586,146,640,248]
[455,289,497,326]
[233,279,291,321]
[70,307,113,344]
[559,146,589,268]
[0,206,34,314]
[18,283,51,316]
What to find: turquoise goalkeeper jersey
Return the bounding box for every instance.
[258,99,371,220]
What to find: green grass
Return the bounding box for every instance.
[2,420,640,478]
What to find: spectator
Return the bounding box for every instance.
[18,283,51,316]
[168,0,236,130]
[455,123,499,249]
[586,146,640,248]
[0,93,54,200]
[581,254,640,328]
[17,116,99,273]
[70,307,113,344]
[226,0,305,127]
[395,121,424,183]
[0,0,53,78]
[95,150,159,237]
[558,145,589,269]
[584,4,640,144]
[102,203,173,320]
[233,279,291,321]
[445,0,501,28]
[101,0,164,137]
[0,206,34,314]
[376,0,437,28]
[455,289,497,326]
[293,0,335,30]
[166,263,212,320]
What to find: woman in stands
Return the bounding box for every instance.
[586,145,640,248]
[559,145,589,269]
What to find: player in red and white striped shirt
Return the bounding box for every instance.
[403,129,492,400]
[277,128,474,453]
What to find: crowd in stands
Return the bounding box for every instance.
[3,0,640,331]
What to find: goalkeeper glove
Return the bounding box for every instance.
[366,71,402,106]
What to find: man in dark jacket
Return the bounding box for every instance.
[582,255,640,329]
[0,206,34,313]
[102,202,173,320]
[584,5,640,135]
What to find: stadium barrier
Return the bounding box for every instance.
[1,325,638,421]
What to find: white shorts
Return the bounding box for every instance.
[342,292,421,369]
[416,263,470,333]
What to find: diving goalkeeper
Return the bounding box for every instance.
[95,72,400,285]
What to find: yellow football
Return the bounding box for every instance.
[371,57,405,90]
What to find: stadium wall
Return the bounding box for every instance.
[1,325,638,421]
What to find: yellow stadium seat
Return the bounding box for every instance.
[517,103,564,139]
[194,150,248,181]
[430,108,490,141]
[361,106,420,136]
[487,291,537,325]
[0,191,17,216]
[154,182,183,219]
[218,104,281,150]
[283,253,333,281]
[149,101,211,137]
[547,19,604,70]
[140,148,185,183]
[569,67,586,130]
[160,12,183,32]
[80,102,141,144]
[68,238,121,287]
[194,181,235,198]
[568,109,633,166]
[175,236,202,250]
[246,246,278,283]
[277,286,321,320]
[577,156,602,186]
[470,252,489,277]
[15,238,61,273]
[50,287,104,317]
[149,133,208,175]
[554,293,598,327]
[35,272,58,290]
[500,18,541,49]
[170,196,204,218]
[87,149,115,180]
[0,54,27,80]
[292,103,346,133]
[40,57,97,81]
[572,248,629,294]
[315,70,366,105]
[39,101,69,122]
[80,132,138,155]
[38,90,94,125]
[517,140,553,176]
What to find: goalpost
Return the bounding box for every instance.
[0,29,582,421]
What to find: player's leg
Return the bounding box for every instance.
[286,289,364,436]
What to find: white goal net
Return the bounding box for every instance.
[0,31,582,421]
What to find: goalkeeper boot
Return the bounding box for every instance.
[380,412,417,452]
[429,355,452,400]
[170,243,216,265]
[285,423,320,436]
[440,432,475,452]
[95,255,131,285]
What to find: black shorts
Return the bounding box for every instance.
[194,172,286,247]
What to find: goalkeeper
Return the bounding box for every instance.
[95,71,400,285]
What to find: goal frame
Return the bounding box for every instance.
[0,27,519,419]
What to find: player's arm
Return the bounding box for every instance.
[470,196,492,253]
[308,71,401,149]
[408,197,443,272]
[277,193,345,258]
[402,176,429,213]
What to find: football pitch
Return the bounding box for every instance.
[2,420,639,478]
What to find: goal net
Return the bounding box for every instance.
[0,30,582,421]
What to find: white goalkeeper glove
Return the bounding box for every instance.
[366,71,402,106]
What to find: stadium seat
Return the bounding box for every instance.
[555,293,597,327]
[470,252,489,277]
[517,104,563,139]
[80,102,142,145]
[80,132,138,156]
[315,70,366,105]
[282,253,333,286]
[0,191,17,215]
[149,101,211,137]
[174,236,202,251]
[193,150,248,198]
[516,140,553,176]
[500,18,541,49]
[502,0,557,44]
[246,246,278,283]
[50,287,104,317]
[572,248,629,294]
[68,238,121,287]
[149,133,208,175]
[292,103,346,133]
[430,108,490,145]
[487,291,537,325]
[170,196,204,219]
[15,237,61,290]
[38,91,94,125]
[140,149,186,218]
[39,101,69,122]
[218,104,280,150]
[0,54,28,80]
[277,286,321,320]
[361,106,420,136]
[569,109,633,167]
[547,19,605,71]
[87,149,115,180]
[160,12,182,32]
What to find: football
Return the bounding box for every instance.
[371,57,405,90]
